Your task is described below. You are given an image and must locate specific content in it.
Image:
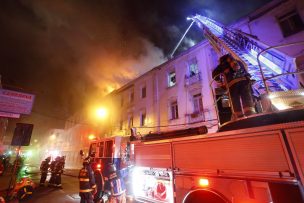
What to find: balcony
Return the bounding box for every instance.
[185,72,202,86]
[186,111,205,123]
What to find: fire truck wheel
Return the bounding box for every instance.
[183,189,228,203]
[17,185,34,201]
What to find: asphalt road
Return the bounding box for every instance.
[0,170,81,203]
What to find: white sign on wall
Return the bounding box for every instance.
[0,88,35,115]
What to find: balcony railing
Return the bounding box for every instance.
[186,111,205,123]
[185,72,202,86]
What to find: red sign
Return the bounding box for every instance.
[0,88,35,115]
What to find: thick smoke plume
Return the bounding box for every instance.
[0,0,166,117]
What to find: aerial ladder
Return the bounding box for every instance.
[186,15,304,117]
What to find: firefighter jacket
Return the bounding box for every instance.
[40,160,49,173]
[79,165,96,193]
[55,161,64,174]
[49,161,56,173]
[105,172,126,196]
[224,60,251,88]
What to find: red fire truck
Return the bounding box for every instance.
[131,121,304,203]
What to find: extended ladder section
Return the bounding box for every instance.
[191,15,299,96]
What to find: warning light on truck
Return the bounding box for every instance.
[198,178,209,187]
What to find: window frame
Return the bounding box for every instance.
[140,110,146,127]
[141,85,146,99]
[170,100,179,120]
[168,70,177,87]
[277,10,304,37]
[188,58,199,77]
[192,93,204,114]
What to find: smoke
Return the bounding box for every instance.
[0,0,166,117]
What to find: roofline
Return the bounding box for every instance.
[110,40,209,96]
[229,0,287,27]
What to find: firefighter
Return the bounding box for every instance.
[48,157,57,187]
[79,157,96,203]
[93,163,104,203]
[54,156,64,189]
[39,157,51,186]
[104,164,126,203]
[218,54,256,119]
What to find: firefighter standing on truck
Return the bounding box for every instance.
[104,164,126,203]
[79,157,96,203]
[217,54,256,119]
[39,157,51,186]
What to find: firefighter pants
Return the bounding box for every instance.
[48,173,55,185]
[40,172,48,184]
[80,192,94,203]
[109,192,126,203]
[54,173,62,187]
[94,189,103,203]
[229,80,255,117]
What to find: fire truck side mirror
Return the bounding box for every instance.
[79,150,84,156]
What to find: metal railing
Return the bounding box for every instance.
[185,72,202,86]
[257,41,304,95]
[209,41,304,127]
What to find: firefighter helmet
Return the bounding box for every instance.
[107,164,117,174]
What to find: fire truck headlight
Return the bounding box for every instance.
[198,178,209,187]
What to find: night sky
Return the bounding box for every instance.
[0,0,271,137]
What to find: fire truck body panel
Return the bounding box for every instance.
[133,121,304,203]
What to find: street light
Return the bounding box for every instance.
[88,134,96,140]
[95,107,108,119]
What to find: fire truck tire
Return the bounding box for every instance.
[183,189,229,203]
[17,185,34,201]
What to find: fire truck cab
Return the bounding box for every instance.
[88,136,132,174]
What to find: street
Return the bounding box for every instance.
[0,170,81,203]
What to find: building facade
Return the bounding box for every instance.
[105,0,304,138]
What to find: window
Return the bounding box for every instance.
[121,97,124,107]
[105,140,113,158]
[130,90,134,103]
[193,93,204,113]
[141,86,146,98]
[140,111,146,126]
[99,142,104,157]
[188,58,199,76]
[170,100,179,120]
[119,119,123,130]
[128,114,133,128]
[168,71,176,87]
[278,10,304,37]
[89,143,97,155]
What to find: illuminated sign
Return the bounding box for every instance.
[0,88,35,115]
[132,167,174,203]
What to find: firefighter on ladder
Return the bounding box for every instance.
[79,157,96,203]
[104,164,126,203]
[39,157,51,186]
[216,54,256,119]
